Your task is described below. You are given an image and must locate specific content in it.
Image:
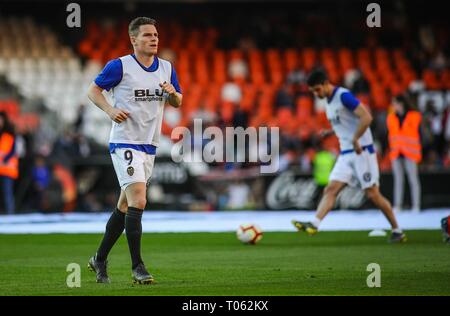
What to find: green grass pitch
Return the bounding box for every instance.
[0,231,449,296]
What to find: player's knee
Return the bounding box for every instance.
[365,187,379,201]
[116,195,128,213]
[128,198,147,210]
[117,201,128,213]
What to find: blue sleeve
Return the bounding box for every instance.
[170,65,182,94]
[340,92,360,111]
[94,59,123,91]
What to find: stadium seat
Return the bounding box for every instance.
[284,49,299,72]
[302,48,317,72]
[423,69,441,90]
[296,96,313,123]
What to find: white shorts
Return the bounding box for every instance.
[329,150,379,190]
[110,148,156,190]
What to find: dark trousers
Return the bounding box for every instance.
[0,176,15,214]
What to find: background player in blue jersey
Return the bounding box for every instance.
[86,17,182,284]
[292,69,406,243]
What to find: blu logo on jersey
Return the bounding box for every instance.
[134,88,164,102]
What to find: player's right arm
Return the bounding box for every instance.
[87,83,129,123]
[87,58,129,124]
[351,104,373,154]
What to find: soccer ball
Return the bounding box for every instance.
[236,224,263,244]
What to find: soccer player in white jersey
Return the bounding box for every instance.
[292,69,406,243]
[86,17,182,284]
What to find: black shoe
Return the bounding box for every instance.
[132,263,154,285]
[88,255,110,283]
[389,232,407,243]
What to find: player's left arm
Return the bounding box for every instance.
[341,92,373,154]
[160,65,182,108]
[160,82,182,108]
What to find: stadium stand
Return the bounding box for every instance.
[0,1,448,212]
[72,18,449,169]
[0,17,109,143]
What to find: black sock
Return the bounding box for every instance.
[96,208,125,262]
[125,207,144,269]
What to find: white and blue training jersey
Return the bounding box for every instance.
[94,54,182,154]
[325,87,373,152]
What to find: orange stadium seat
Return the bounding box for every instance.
[284,49,299,72]
[221,101,235,124]
[442,70,450,89]
[229,49,244,61]
[257,99,273,123]
[10,113,40,133]
[240,84,257,112]
[213,50,227,84]
[316,111,331,130]
[296,96,313,123]
[297,116,314,141]
[357,48,371,62]
[339,48,354,72]
[277,107,294,128]
[204,96,218,113]
[322,134,339,153]
[0,100,20,120]
[423,69,441,90]
[371,88,389,110]
[302,48,317,72]
[354,93,370,107]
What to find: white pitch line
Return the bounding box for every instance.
[0,209,448,234]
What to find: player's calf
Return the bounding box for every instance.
[365,185,407,243]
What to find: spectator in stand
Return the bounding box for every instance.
[232,105,248,129]
[386,95,422,213]
[221,82,242,104]
[74,104,86,134]
[443,143,450,168]
[287,67,309,98]
[274,81,295,110]
[31,155,51,211]
[422,149,443,171]
[0,112,18,214]
[228,58,248,83]
[344,69,370,94]
[439,102,450,156]
[420,101,433,150]
[72,133,91,158]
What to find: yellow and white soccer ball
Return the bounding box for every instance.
[236,224,263,245]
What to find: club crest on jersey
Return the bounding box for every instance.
[127,166,134,176]
[134,89,164,102]
[363,172,371,182]
[329,110,341,125]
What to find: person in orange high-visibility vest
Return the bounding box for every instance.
[386,95,422,213]
[0,112,18,214]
